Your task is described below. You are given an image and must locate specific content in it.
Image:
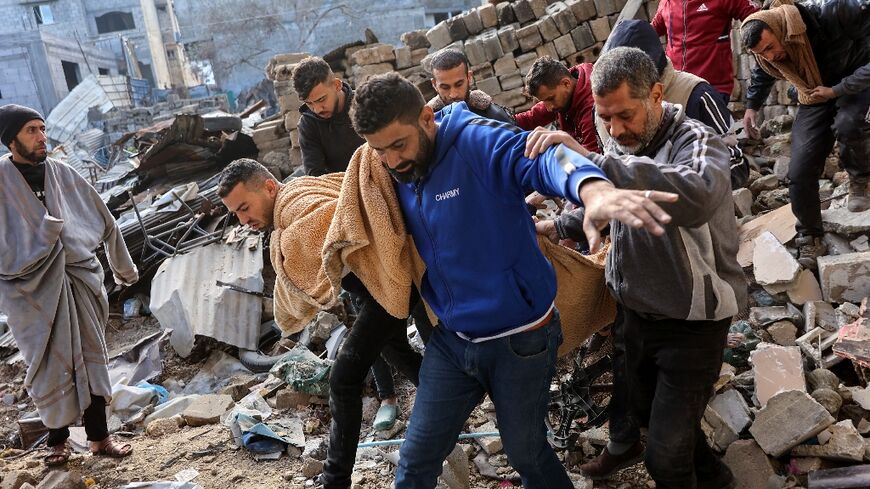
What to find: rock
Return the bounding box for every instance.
[182,394,235,427]
[722,440,777,489]
[852,386,870,410]
[851,234,869,252]
[440,444,470,489]
[749,390,834,457]
[34,471,86,489]
[753,232,800,286]
[784,269,824,305]
[790,420,865,462]
[302,437,328,461]
[144,395,197,426]
[704,389,752,451]
[401,30,430,50]
[146,415,184,437]
[733,188,754,217]
[750,343,806,407]
[803,301,837,332]
[821,207,870,235]
[569,473,593,489]
[822,232,854,256]
[0,471,37,489]
[756,188,790,210]
[773,156,790,181]
[276,389,311,410]
[475,421,503,454]
[817,251,870,303]
[806,369,839,392]
[749,305,802,328]
[301,457,324,478]
[749,174,779,194]
[811,388,843,417]
[767,320,797,346]
[375,420,406,440]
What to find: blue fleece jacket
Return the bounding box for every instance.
[395,102,607,339]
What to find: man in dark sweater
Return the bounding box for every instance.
[293,56,366,176]
[425,50,515,124]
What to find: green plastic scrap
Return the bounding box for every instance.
[723,320,761,368]
[269,344,332,396]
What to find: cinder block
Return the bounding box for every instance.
[351,44,396,66]
[516,24,544,51]
[493,87,529,107]
[284,110,301,132]
[496,2,517,25]
[537,16,561,42]
[568,0,598,21]
[498,25,520,53]
[462,9,484,35]
[465,39,488,67]
[427,22,453,50]
[571,23,596,51]
[516,52,539,75]
[470,62,495,81]
[479,4,498,29]
[536,41,558,60]
[480,29,505,61]
[499,73,524,91]
[476,76,502,96]
[554,34,577,59]
[401,29,430,50]
[447,15,470,41]
[394,46,412,69]
[411,48,428,65]
[549,3,579,34]
[529,0,549,18]
[594,0,619,16]
[493,53,518,77]
[512,0,536,23]
[589,17,611,42]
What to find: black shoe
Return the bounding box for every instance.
[794,234,825,269]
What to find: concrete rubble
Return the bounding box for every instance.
[749,390,835,457]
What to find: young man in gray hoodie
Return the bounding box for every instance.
[527,47,746,489]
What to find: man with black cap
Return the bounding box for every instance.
[0,104,138,466]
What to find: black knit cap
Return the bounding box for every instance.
[602,20,668,77]
[0,104,45,147]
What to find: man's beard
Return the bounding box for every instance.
[440,90,470,106]
[602,102,660,155]
[386,127,433,184]
[14,138,47,163]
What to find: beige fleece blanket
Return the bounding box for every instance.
[0,156,138,429]
[271,145,614,356]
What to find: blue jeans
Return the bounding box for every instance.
[395,312,572,489]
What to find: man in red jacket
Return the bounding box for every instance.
[515,56,600,153]
[651,0,758,102]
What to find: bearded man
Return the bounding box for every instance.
[525,47,745,489]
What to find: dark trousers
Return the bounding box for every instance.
[789,89,870,236]
[610,308,730,489]
[46,393,108,446]
[321,278,424,489]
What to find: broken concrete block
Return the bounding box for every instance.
[749,390,834,457]
[479,4,498,29]
[465,39,488,67]
[277,388,311,410]
[852,386,870,410]
[284,110,301,132]
[593,0,620,16]
[301,457,324,478]
[529,0,548,17]
[570,23,595,52]
[182,394,235,427]
[470,62,494,81]
[353,63,394,85]
[822,207,870,235]
[440,444,471,489]
[497,2,517,25]
[144,395,197,426]
[497,25,520,54]
[446,15,470,42]
[479,29,505,61]
[791,420,866,462]
[851,235,869,252]
[733,187,753,217]
[475,421,503,454]
[753,231,800,286]
[767,320,797,346]
[401,29,430,50]
[818,251,870,303]
[427,22,453,51]
[704,389,752,452]
[536,16,561,42]
[823,232,855,256]
[750,174,779,194]
[0,471,37,489]
[588,17,611,42]
[351,44,395,66]
[787,269,824,305]
[516,24,544,51]
[773,156,790,181]
[548,2,578,34]
[146,415,184,437]
[749,304,802,327]
[804,301,838,332]
[535,42,558,60]
[554,34,576,58]
[811,388,843,417]
[750,343,806,407]
[513,0,536,23]
[461,9,483,35]
[499,74,524,91]
[394,46,412,69]
[568,0,598,21]
[34,471,86,489]
[722,440,777,489]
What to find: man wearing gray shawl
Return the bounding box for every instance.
[0,104,138,465]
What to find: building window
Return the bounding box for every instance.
[61,61,81,91]
[98,68,110,75]
[34,4,55,25]
[166,49,176,60]
[95,11,135,34]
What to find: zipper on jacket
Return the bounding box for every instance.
[681,0,688,69]
[414,181,455,326]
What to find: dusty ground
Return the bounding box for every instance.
[1,311,653,489]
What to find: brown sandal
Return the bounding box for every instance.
[90,437,132,458]
[44,443,71,466]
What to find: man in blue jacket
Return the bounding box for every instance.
[350,73,676,489]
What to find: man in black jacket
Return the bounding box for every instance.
[293,57,366,176]
[426,50,515,124]
[741,0,869,267]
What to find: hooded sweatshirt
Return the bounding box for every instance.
[573,103,746,321]
[394,102,607,339]
[297,81,365,176]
